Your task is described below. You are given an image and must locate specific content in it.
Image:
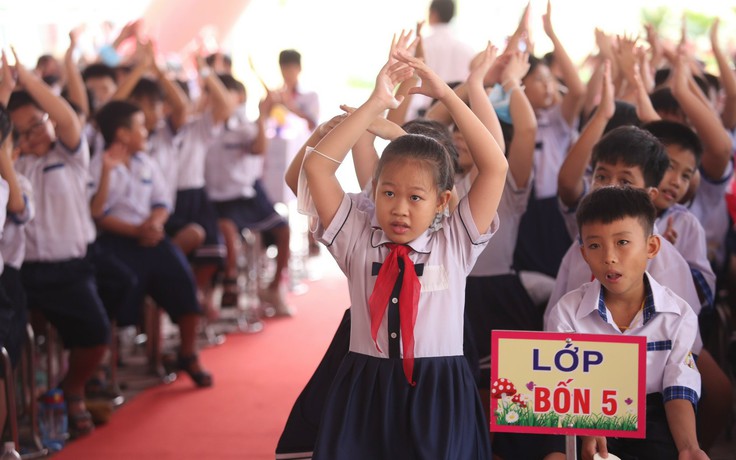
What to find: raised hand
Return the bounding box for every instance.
[370,31,415,110]
[597,59,615,121]
[670,45,691,94]
[10,47,32,84]
[0,50,16,97]
[340,104,402,140]
[542,0,555,39]
[709,18,721,51]
[615,33,639,84]
[467,42,498,88]
[663,215,678,245]
[395,48,448,102]
[258,89,275,117]
[500,50,530,87]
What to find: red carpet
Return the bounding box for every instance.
[53,273,349,460]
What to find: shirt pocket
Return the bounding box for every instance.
[419,265,449,292]
[42,163,69,194]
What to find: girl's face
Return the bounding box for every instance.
[373,159,450,244]
[653,145,697,211]
[523,64,556,110]
[10,105,55,156]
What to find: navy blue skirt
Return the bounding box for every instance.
[465,274,540,389]
[313,352,492,460]
[276,308,351,459]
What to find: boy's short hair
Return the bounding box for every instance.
[278,49,301,67]
[642,120,703,167]
[7,90,41,113]
[430,0,455,23]
[205,52,232,69]
[82,63,117,83]
[130,78,164,103]
[217,73,246,95]
[591,125,669,188]
[649,87,682,118]
[576,186,657,238]
[654,68,709,96]
[95,100,141,149]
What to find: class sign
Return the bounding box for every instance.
[490,331,646,438]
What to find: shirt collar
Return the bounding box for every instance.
[370,227,432,254]
[578,272,679,326]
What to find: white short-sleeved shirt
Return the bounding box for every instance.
[0,174,34,270]
[546,273,701,404]
[656,204,715,307]
[148,120,181,206]
[545,226,704,354]
[422,24,476,84]
[84,122,105,158]
[470,172,531,276]
[16,139,93,262]
[175,112,221,190]
[89,152,171,226]
[316,194,497,358]
[688,162,734,268]
[533,104,578,199]
[204,118,263,201]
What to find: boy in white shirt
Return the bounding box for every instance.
[8,51,108,438]
[91,100,212,388]
[546,186,707,460]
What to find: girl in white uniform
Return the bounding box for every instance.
[304,36,507,459]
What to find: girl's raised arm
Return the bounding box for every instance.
[304,32,414,228]
[398,49,508,234]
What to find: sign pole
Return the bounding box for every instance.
[565,434,577,460]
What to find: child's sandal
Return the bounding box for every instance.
[177,354,213,388]
[65,394,95,438]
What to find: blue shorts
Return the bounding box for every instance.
[21,259,110,348]
[97,234,202,327]
[165,187,226,264]
[213,180,287,234]
[87,241,138,320]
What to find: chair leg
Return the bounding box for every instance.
[2,347,20,451]
[24,324,45,455]
[239,229,264,332]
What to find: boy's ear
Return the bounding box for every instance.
[114,126,129,146]
[646,186,659,202]
[647,234,661,259]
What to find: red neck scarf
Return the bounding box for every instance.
[368,244,421,386]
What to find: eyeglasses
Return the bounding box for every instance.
[12,113,49,145]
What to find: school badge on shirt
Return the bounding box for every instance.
[685,351,696,370]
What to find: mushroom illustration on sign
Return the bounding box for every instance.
[491,378,517,403]
[511,393,527,408]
